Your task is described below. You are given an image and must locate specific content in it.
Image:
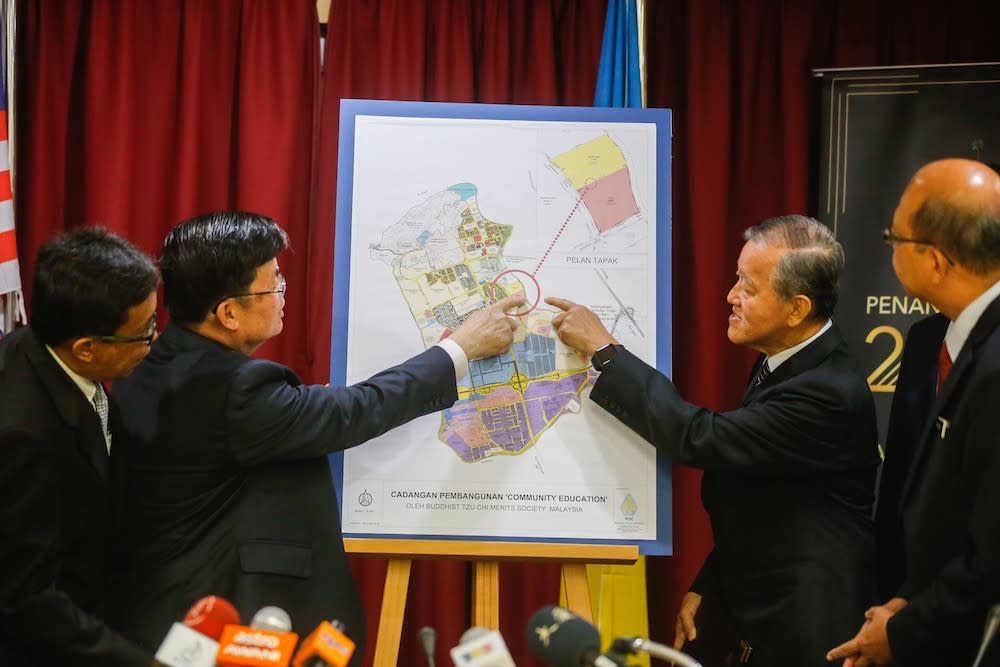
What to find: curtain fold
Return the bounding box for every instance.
[15,0,319,371]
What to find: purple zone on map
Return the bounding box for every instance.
[440,370,594,462]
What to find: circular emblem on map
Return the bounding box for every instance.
[358,489,373,507]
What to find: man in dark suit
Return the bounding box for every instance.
[829,159,1000,666]
[107,211,523,663]
[873,313,947,600]
[548,215,879,666]
[0,227,158,666]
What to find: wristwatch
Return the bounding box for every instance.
[591,343,622,372]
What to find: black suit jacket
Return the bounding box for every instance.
[107,323,459,663]
[591,325,879,666]
[0,327,150,666]
[887,294,1000,667]
[874,314,948,599]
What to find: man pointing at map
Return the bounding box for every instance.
[106,211,524,665]
[548,214,879,666]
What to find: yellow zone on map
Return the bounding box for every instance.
[550,133,628,190]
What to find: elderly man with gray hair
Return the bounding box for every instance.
[548,215,879,666]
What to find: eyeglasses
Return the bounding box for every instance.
[213,278,287,313]
[89,314,158,346]
[882,227,954,265]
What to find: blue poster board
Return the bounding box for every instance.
[330,100,672,555]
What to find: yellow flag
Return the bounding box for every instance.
[560,558,651,667]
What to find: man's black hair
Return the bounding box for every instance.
[161,211,289,323]
[31,226,160,346]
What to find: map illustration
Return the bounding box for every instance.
[369,133,643,462]
[336,103,669,548]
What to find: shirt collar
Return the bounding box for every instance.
[944,279,1000,360]
[765,319,833,372]
[45,345,99,404]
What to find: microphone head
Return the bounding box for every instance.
[183,595,241,640]
[459,626,490,645]
[419,625,437,654]
[251,606,293,633]
[525,605,601,667]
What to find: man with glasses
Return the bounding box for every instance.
[829,159,1000,667]
[107,211,524,663]
[0,227,158,666]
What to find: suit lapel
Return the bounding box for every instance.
[740,324,843,406]
[23,330,111,482]
[900,294,1000,504]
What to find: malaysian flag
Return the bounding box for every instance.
[0,0,25,336]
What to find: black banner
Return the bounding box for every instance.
[814,62,1000,442]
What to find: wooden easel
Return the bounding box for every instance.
[345,538,639,667]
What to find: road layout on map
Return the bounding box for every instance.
[370,133,644,462]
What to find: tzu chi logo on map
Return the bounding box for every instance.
[370,133,642,463]
[620,492,639,518]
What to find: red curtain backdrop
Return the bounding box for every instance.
[15,0,320,371]
[12,1,1000,666]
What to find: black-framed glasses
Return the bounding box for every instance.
[89,314,158,346]
[213,278,287,313]
[882,227,954,265]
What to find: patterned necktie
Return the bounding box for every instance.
[755,359,772,386]
[937,342,953,394]
[93,382,110,435]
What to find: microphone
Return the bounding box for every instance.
[971,604,1000,667]
[292,619,356,667]
[252,606,295,633]
[153,595,241,667]
[449,626,516,667]
[525,606,625,667]
[611,637,703,667]
[216,605,300,667]
[419,626,437,667]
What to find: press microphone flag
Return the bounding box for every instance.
[154,595,241,667]
[153,624,220,667]
[450,626,516,667]
[216,605,299,667]
[292,619,356,667]
[525,605,624,667]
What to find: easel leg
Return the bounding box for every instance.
[373,558,412,667]
[472,560,500,629]
[562,563,593,623]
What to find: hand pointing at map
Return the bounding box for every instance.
[448,293,526,360]
[546,296,618,360]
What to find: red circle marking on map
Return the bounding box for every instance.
[490,269,540,317]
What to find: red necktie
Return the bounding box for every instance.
[937,342,953,394]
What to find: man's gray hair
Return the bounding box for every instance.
[743,215,844,321]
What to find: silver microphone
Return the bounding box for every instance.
[419,625,438,667]
[971,604,1000,667]
[612,637,703,667]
